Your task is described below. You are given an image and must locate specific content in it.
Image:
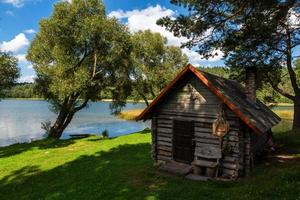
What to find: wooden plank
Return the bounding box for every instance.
[194,132,219,140]
[157,150,172,157]
[157,145,172,152]
[195,138,221,145]
[192,160,218,168]
[195,145,222,159]
[157,132,172,138]
[157,141,172,147]
[157,155,172,161]
[222,156,238,163]
[157,128,172,134]
[222,162,238,170]
[157,136,172,142]
[220,168,238,177]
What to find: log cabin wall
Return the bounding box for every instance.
[151,75,246,178]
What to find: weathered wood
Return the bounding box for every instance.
[157,132,172,138]
[195,138,221,145]
[194,132,219,140]
[157,155,172,161]
[192,160,218,168]
[151,116,158,161]
[157,150,172,157]
[157,145,172,152]
[157,127,172,133]
[157,136,172,142]
[195,145,222,159]
[157,141,172,147]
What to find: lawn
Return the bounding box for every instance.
[0,110,300,200]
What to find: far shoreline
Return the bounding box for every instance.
[2,98,152,104]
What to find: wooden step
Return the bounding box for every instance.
[159,161,192,175]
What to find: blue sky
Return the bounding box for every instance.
[0,0,225,82]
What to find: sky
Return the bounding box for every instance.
[0,0,224,82]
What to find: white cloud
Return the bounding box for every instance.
[1,0,24,8]
[15,54,27,63]
[108,5,223,64]
[18,75,35,83]
[108,5,185,47]
[0,33,29,53]
[27,65,33,69]
[182,49,224,66]
[5,10,14,16]
[24,29,36,34]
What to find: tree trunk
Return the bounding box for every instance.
[293,97,300,130]
[48,96,89,139]
[48,109,75,139]
[138,91,149,106]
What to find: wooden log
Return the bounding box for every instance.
[157,150,172,157]
[157,136,172,142]
[221,162,238,170]
[157,145,172,152]
[157,132,172,138]
[157,141,172,147]
[194,132,219,140]
[157,155,172,161]
[195,138,221,145]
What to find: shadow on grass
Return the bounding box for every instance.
[0,138,75,158]
[274,128,300,155]
[1,141,300,200]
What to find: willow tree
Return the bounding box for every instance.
[27,0,133,139]
[158,0,300,130]
[131,30,188,106]
[0,52,19,97]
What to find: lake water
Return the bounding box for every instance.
[0,100,148,147]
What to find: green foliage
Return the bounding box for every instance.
[27,0,133,138]
[2,83,41,99]
[130,30,188,105]
[0,52,20,97]
[158,1,300,103]
[101,129,109,139]
[41,120,52,137]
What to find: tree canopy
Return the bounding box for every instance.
[131,30,188,105]
[158,0,300,129]
[0,52,20,97]
[27,0,133,138]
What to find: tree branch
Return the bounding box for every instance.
[266,74,295,100]
[285,26,300,95]
[74,98,89,112]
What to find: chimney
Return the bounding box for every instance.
[245,67,257,103]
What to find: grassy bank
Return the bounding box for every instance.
[118,109,144,120]
[0,113,299,199]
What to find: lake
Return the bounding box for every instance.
[0,100,148,147]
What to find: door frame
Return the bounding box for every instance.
[172,119,195,164]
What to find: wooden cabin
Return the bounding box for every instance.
[137,64,280,180]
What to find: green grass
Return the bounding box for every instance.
[0,112,300,199]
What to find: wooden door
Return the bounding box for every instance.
[173,120,195,163]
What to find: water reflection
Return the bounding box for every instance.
[0,100,148,146]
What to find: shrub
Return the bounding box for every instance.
[41,120,52,137]
[101,129,109,139]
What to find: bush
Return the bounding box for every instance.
[101,129,109,139]
[41,120,52,137]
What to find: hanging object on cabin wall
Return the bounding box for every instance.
[212,104,230,137]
